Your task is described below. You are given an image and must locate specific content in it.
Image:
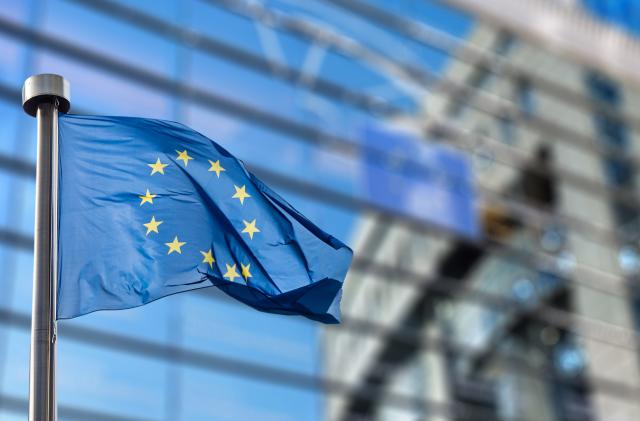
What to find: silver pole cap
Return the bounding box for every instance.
[22,74,71,117]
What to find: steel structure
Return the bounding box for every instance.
[0,1,640,420]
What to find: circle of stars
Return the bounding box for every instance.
[139,150,259,284]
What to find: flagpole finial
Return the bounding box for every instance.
[22,74,71,117]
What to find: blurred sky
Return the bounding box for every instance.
[0,0,473,419]
[582,0,640,36]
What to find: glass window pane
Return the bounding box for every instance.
[57,340,169,420]
[45,0,177,77]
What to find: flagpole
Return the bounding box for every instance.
[22,74,70,421]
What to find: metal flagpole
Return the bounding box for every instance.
[22,74,70,421]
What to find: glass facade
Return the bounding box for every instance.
[0,0,417,419]
[2,1,640,420]
[325,2,640,421]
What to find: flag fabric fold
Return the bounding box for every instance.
[57,114,352,323]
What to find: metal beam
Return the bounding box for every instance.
[323,0,640,136]
[0,308,499,420]
[442,0,640,90]
[0,15,637,259]
[67,0,402,117]
[1,224,639,414]
[0,394,154,421]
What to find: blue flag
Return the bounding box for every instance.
[57,114,352,323]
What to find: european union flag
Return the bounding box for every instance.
[57,115,352,323]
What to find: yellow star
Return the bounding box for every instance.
[241,219,260,240]
[143,216,163,235]
[139,189,157,206]
[200,249,215,269]
[241,263,252,282]
[232,185,251,205]
[208,159,226,177]
[165,236,186,254]
[223,263,240,282]
[176,149,193,166]
[148,157,168,175]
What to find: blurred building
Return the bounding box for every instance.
[325,3,640,420]
[2,0,640,420]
